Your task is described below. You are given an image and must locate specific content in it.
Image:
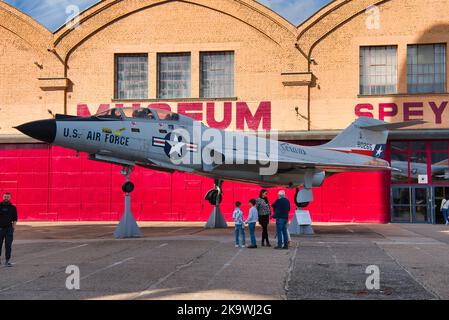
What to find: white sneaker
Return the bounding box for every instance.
[235,245,239,248]
[240,245,245,248]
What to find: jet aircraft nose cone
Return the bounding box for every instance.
[15,119,56,143]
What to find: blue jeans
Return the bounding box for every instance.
[442,209,448,223]
[276,218,289,248]
[234,224,246,246]
[248,222,257,246]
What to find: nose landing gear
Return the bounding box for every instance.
[113,165,142,238]
[205,179,228,229]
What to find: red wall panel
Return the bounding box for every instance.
[139,170,172,221]
[0,144,390,223]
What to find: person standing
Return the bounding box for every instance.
[245,199,259,249]
[0,192,18,267]
[272,190,290,250]
[256,189,271,247]
[441,198,449,225]
[232,201,246,248]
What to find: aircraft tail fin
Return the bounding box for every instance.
[320,117,425,158]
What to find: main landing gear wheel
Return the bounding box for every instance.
[205,189,223,206]
[205,179,227,229]
[294,188,309,208]
[290,188,314,236]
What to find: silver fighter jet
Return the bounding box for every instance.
[15,107,423,211]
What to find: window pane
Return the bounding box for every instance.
[391,152,409,183]
[128,108,155,120]
[391,141,408,152]
[158,53,191,99]
[410,141,427,150]
[115,55,148,99]
[418,45,434,64]
[360,46,397,95]
[392,206,411,222]
[431,141,448,151]
[407,44,446,93]
[155,109,179,121]
[200,52,234,98]
[95,108,122,119]
[431,152,449,184]
[392,187,411,205]
[410,152,427,183]
[392,188,411,222]
[414,188,429,222]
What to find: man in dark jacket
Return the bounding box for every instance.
[0,192,18,267]
[271,190,290,250]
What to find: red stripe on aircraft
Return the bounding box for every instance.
[327,149,373,156]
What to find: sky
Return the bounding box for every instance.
[3,0,332,31]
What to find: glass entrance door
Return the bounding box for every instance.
[391,186,432,223]
[391,187,411,222]
[414,187,431,223]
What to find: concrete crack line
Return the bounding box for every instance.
[326,244,339,264]
[167,227,192,234]
[81,257,135,280]
[282,242,299,300]
[0,242,150,293]
[81,241,171,276]
[205,248,243,288]
[375,242,441,300]
[0,265,69,293]
[130,242,222,300]
[14,244,89,264]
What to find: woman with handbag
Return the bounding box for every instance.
[255,189,271,247]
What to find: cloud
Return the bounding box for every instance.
[3,0,332,31]
[3,0,99,31]
[258,0,331,25]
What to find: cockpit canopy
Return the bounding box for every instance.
[94,107,182,122]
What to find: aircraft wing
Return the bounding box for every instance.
[290,161,391,172]
[203,148,391,173]
[207,160,391,173]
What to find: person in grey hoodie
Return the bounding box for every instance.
[245,199,259,248]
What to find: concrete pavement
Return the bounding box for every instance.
[0,222,448,300]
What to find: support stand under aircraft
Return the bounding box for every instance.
[205,179,228,229]
[113,165,142,238]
